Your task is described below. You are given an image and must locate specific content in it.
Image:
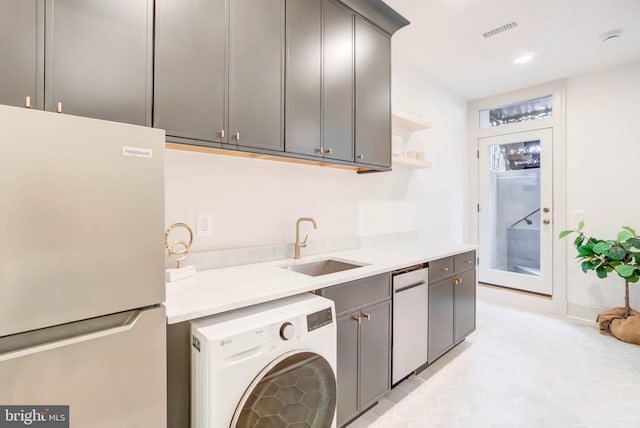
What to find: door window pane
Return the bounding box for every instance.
[479,95,552,128]
[488,141,541,276]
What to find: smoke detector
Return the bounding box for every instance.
[482,21,518,38]
[601,30,622,43]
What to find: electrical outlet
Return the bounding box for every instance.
[197,214,213,236]
[573,210,586,224]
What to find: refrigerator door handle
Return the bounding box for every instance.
[0,308,145,363]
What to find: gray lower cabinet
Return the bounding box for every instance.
[354,17,391,167]
[154,0,226,143]
[336,313,359,423]
[359,300,391,410]
[1,0,152,126]
[454,269,476,341]
[45,0,153,126]
[228,0,284,151]
[319,273,391,427]
[428,251,477,363]
[427,277,455,363]
[0,0,43,110]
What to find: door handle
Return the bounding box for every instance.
[25,96,32,108]
[56,102,63,113]
[352,315,361,325]
[543,219,551,225]
[356,154,364,160]
[362,312,371,321]
[324,148,333,155]
[233,132,240,141]
[218,130,225,139]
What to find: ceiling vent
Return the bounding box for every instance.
[482,21,518,38]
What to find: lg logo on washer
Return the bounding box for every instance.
[0,406,68,427]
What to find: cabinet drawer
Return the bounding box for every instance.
[428,257,454,283]
[320,273,390,316]
[454,251,476,273]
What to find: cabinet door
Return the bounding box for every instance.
[359,300,391,410]
[0,0,44,109]
[45,0,152,126]
[354,18,391,167]
[336,314,359,426]
[428,278,454,363]
[228,0,284,151]
[285,0,322,157]
[154,0,226,143]
[454,269,476,342]
[322,0,354,162]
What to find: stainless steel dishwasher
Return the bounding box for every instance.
[392,264,429,385]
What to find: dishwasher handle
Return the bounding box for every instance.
[392,266,428,292]
[394,281,427,293]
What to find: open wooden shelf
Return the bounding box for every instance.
[392,111,432,131]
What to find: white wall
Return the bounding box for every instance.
[565,60,640,318]
[164,60,467,256]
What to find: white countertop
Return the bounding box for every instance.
[165,240,477,324]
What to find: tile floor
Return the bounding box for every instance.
[350,299,640,428]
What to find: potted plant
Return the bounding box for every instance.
[559,222,640,344]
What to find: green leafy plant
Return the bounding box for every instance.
[559,222,640,318]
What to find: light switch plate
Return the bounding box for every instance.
[197,214,213,236]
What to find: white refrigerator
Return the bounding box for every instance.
[0,105,167,427]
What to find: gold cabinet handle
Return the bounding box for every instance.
[324,148,333,154]
[233,132,240,141]
[352,315,361,325]
[356,154,364,160]
[441,267,449,272]
[25,96,32,108]
[543,219,551,225]
[452,277,462,285]
[465,260,473,264]
[315,147,323,153]
[57,102,63,113]
[219,130,225,138]
[362,312,371,321]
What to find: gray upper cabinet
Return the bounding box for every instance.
[0,0,44,110]
[285,0,322,157]
[322,0,355,162]
[355,17,392,167]
[154,0,226,143]
[228,0,284,151]
[45,0,153,126]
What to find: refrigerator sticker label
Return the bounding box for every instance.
[0,406,69,427]
[122,146,153,159]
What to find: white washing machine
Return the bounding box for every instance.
[191,293,337,428]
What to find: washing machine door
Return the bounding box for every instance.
[232,351,337,428]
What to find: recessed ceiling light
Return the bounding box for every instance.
[601,30,623,43]
[514,55,533,64]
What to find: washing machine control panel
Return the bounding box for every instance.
[306,307,333,332]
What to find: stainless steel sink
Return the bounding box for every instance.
[282,259,365,277]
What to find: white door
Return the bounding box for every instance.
[478,128,553,295]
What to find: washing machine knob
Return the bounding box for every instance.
[279,322,295,340]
